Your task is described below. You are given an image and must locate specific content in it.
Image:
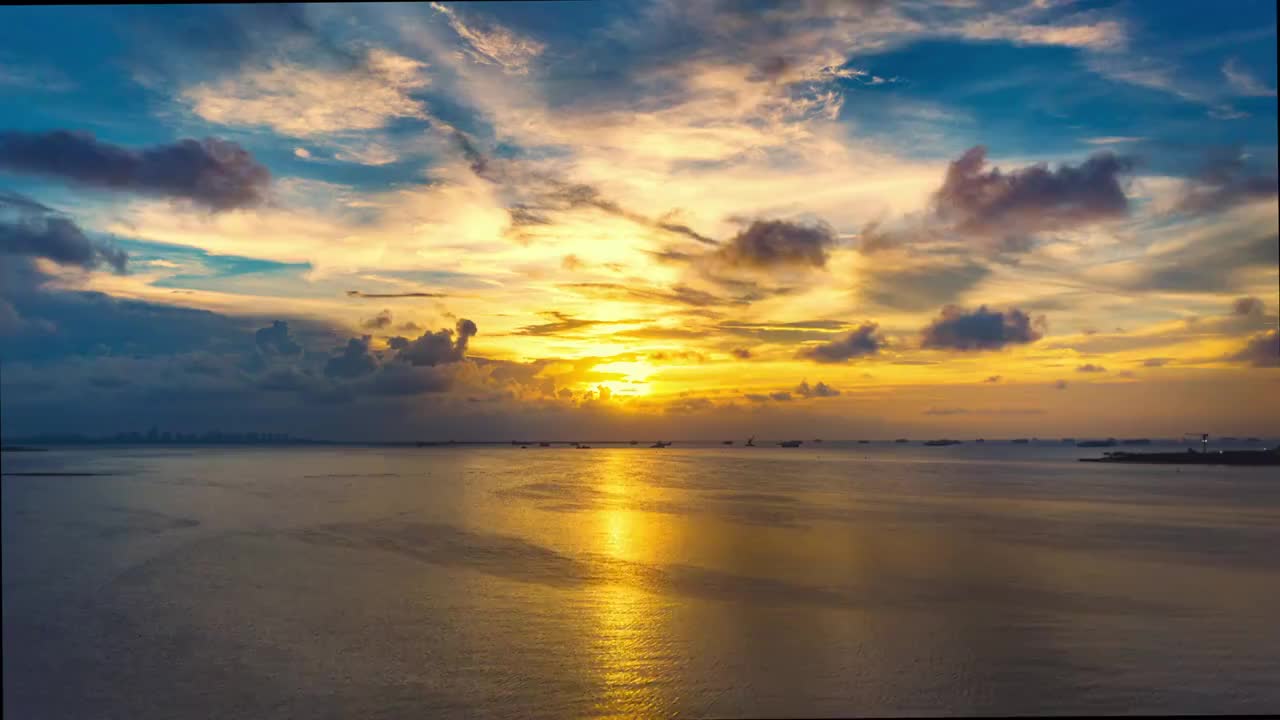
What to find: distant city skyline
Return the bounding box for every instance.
[1,1,1277,440]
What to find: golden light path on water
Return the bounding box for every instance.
[589,450,673,718]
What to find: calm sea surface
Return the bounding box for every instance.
[3,442,1279,718]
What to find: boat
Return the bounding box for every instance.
[778,440,803,448]
[745,436,756,447]
[1081,447,1280,466]
[975,438,985,443]
[650,441,672,448]
[923,439,962,446]
[894,438,909,443]
[857,440,869,444]
[1077,438,1118,448]
[722,440,734,445]
[577,445,592,449]
[630,440,638,446]
[1012,438,1029,444]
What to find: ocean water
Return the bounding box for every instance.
[3,442,1279,718]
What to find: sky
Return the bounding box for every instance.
[0,0,1277,441]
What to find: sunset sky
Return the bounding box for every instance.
[1,0,1277,440]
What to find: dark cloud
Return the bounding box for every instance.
[1177,147,1278,214]
[1076,363,1106,372]
[0,192,127,273]
[1229,329,1279,367]
[731,347,753,359]
[362,309,393,330]
[391,319,477,367]
[648,350,707,363]
[795,380,840,398]
[544,181,715,245]
[935,145,1135,238]
[769,391,793,401]
[1124,231,1278,293]
[368,363,452,396]
[0,130,270,210]
[515,311,623,336]
[858,259,990,311]
[324,336,378,379]
[452,131,491,179]
[562,282,732,308]
[716,219,837,269]
[508,205,552,228]
[1143,357,1171,367]
[346,290,446,298]
[919,305,1045,351]
[1232,296,1265,317]
[797,322,882,363]
[985,375,1002,383]
[254,320,302,357]
[744,393,770,402]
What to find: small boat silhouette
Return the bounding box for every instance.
[650,441,672,448]
[722,440,734,445]
[745,436,756,447]
[778,440,803,448]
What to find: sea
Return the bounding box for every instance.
[3,441,1279,718]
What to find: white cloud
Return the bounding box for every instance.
[1222,58,1277,98]
[1083,136,1145,145]
[429,2,545,75]
[182,49,430,137]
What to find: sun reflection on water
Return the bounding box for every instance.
[587,451,675,718]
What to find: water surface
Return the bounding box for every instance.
[4,443,1278,717]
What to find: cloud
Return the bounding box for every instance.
[0,194,128,273]
[985,375,1001,383]
[324,336,379,379]
[1233,296,1265,317]
[346,290,446,298]
[254,320,303,357]
[769,391,792,401]
[514,311,621,336]
[919,305,1045,351]
[0,130,269,210]
[1222,58,1277,97]
[958,15,1124,51]
[1076,363,1106,373]
[362,309,394,330]
[1083,136,1145,145]
[542,182,716,246]
[1053,379,1068,390]
[429,2,545,75]
[715,219,838,269]
[857,257,990,311]
[1142,357,1171,367]
[390,318,477,367]
[368,363,452,395]
[731,347,752,359]
[182,48,429,138]
[1229,329,1279,368]
[797,322,883,363]
[935,145,1135,240]
[795,379,840,398]
[1176,147,1278,215]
